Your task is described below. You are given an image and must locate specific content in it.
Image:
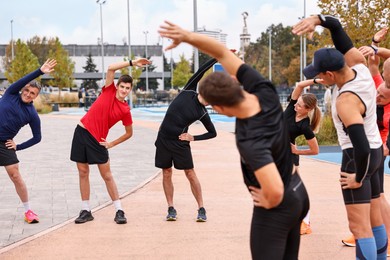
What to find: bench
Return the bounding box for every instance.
[46,102,80,111]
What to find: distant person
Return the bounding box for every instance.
[70,58,151,224]
[78,87,84,108]
[0,59,57,223]
[285,79,322,235]
[155,58,217,222]
[323,85,332,115]
[159,21,309,259]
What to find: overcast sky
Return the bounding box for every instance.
[0,0,320,61]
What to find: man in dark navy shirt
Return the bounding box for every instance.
[0,59,57,224]
[159,22,309,259]
[155,58,217,222]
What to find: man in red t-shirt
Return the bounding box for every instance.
[70,58,151,224]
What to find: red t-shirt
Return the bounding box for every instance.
[81,83,133,142]
[373,73,390,144]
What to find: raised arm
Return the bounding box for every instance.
[183,57,217,91]
[6,59,57,96]
[105,58,151,87]
[159,21,243,77]
[292,15,365,67]
[291,78,324,100]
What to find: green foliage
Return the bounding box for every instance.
[82,53,99,91]
[5,39,39,83]
[316,0,390,49]
[47,38,75,99]
[172,54,192,89]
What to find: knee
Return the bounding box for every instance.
[101,172,114,183]
[162,168,172,178]
[78,170,89,179]
[8,171,22,183]
[184,169,196,181]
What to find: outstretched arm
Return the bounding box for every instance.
[6,58,57,96]
[159,21,243,77]
[105,58,151,87]
[292,15,365,67]
[183,57,217,91]
[291,78,324,100]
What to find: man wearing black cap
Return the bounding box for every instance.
[293,15,388,259]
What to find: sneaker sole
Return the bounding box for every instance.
[341,241,356,247]
[25,218,39,224]
[166,217,177,221]
[115,220,127,224]
[196,218,207,222]
[75,217,94,224]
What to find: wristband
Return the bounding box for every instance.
[129,60,133,66]
[372,37,380,44]
[369,45,378,55]
[313,78,318,84]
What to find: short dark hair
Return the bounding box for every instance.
[117,75,133,86]
[199,72,244,107]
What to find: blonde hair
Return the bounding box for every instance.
[302,93,321,133]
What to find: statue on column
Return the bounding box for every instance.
[242,12,248,28]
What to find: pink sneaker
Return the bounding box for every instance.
[24,210,39,224]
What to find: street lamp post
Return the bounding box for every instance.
[10,20,14,60]
[269,30,272,81]
[143,31,149,92]
[193,0,199,72]
[160,37,165,91]
[97,0,106,87]
[127,0,133,108]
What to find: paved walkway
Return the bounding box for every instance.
[0,107,389,259]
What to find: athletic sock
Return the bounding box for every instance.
[356,237,377,260]
[23,202,30,212]
[372,224,388,260]
[81,200,90,211]
[303,210,310,224]
[113,200,122,211]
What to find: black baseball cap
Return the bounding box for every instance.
[303,48,345,79]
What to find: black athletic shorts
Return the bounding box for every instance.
[0,141,19,166]
[70,125,109,164]
[341,147,382,205]
[155,132,194,170]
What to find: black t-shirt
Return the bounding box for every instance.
[284,99,315,144]
[235,64,292,188]
[159,90,216,141]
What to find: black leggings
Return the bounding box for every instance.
[250,173,309,260]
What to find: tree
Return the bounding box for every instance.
[4,39,40,84]
[172,54,192,89]
[318,0,390,48]
[81,53,99,91]
[47,38,75,99]
[27,36,52,65]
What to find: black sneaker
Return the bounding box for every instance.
[114,210,127,224]
[75,210,94,224]
[166,206,177,221]
[196,207,207,222]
